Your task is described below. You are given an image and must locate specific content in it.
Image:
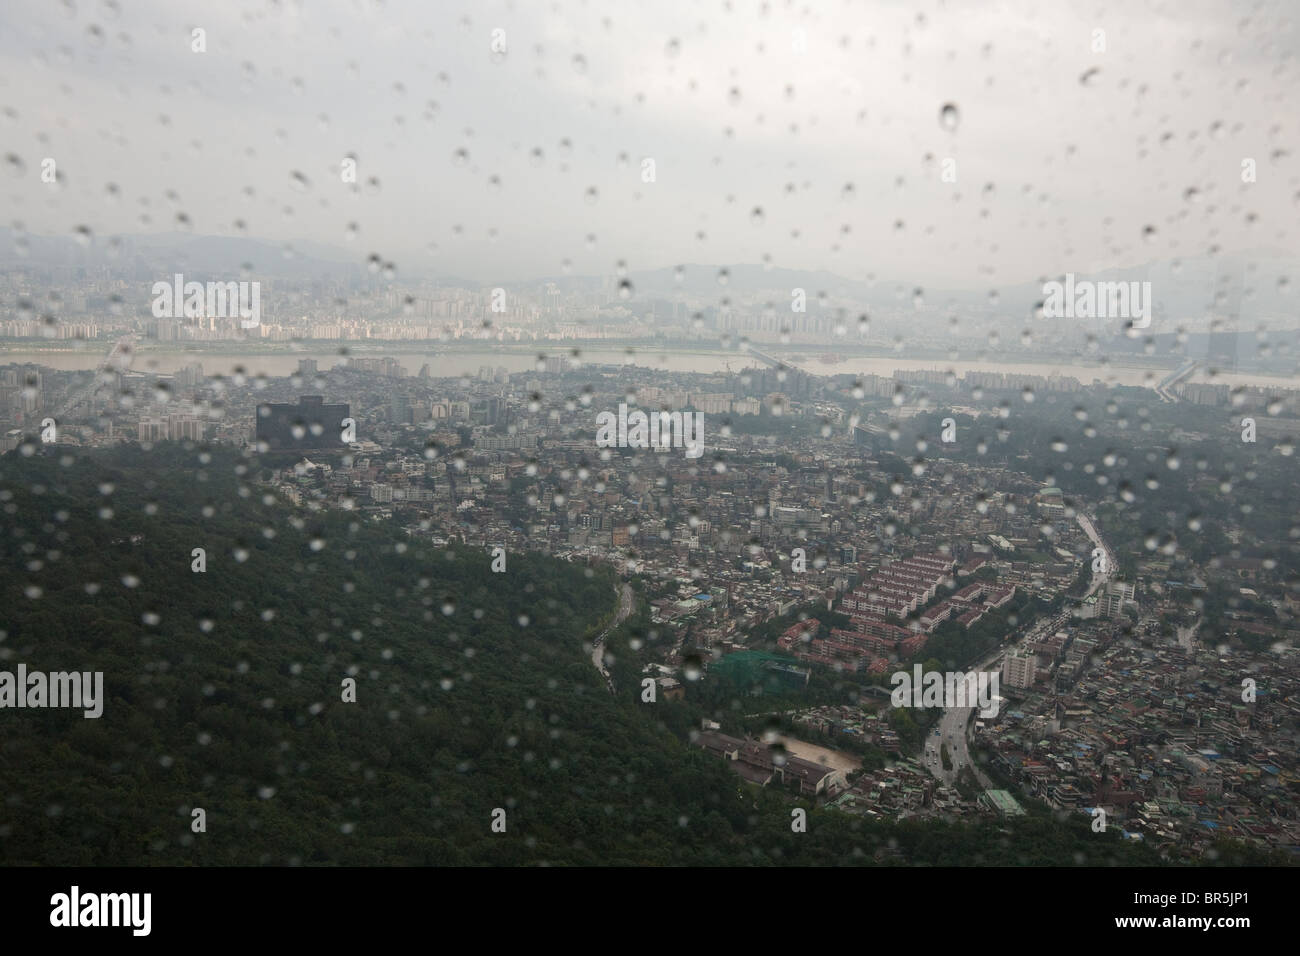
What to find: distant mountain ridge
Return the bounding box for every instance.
[2,229,1296,324]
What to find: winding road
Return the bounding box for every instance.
[590,582,633,693]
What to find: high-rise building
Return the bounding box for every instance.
[1003,652,1036,689]
[138,417,168,442]
[390,394,411,424]
[1100,580,1135,618]
[174,362,205,387]
[168,415,205,441]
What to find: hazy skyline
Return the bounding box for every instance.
[2,0,1298,289]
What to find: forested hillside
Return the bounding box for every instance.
[0,444,1169,865]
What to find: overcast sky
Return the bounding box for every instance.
[1,0,1297,287]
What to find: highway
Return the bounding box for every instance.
[921,641,1007,790]
[1076,512,1115,598]
[922,607,1074,788]
[744,345,813,377]
[1154,359,1198,403]
[51,333,138,421]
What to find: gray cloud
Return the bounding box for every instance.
[1,0,1296,287]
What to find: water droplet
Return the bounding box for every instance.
[938,102,959,131]
[617,279,633,300]
[750,206,764,225]
[1080,67,1100,86]
[1141,224,1157,243]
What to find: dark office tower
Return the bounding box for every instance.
[298,358,318,377]
[469,396,503,426]
[390,394,411,424]
[256,395,351,450]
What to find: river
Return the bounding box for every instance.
[0,346,762,378]
[1,344,1295,390]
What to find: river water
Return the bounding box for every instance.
[1,345,1294,390]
